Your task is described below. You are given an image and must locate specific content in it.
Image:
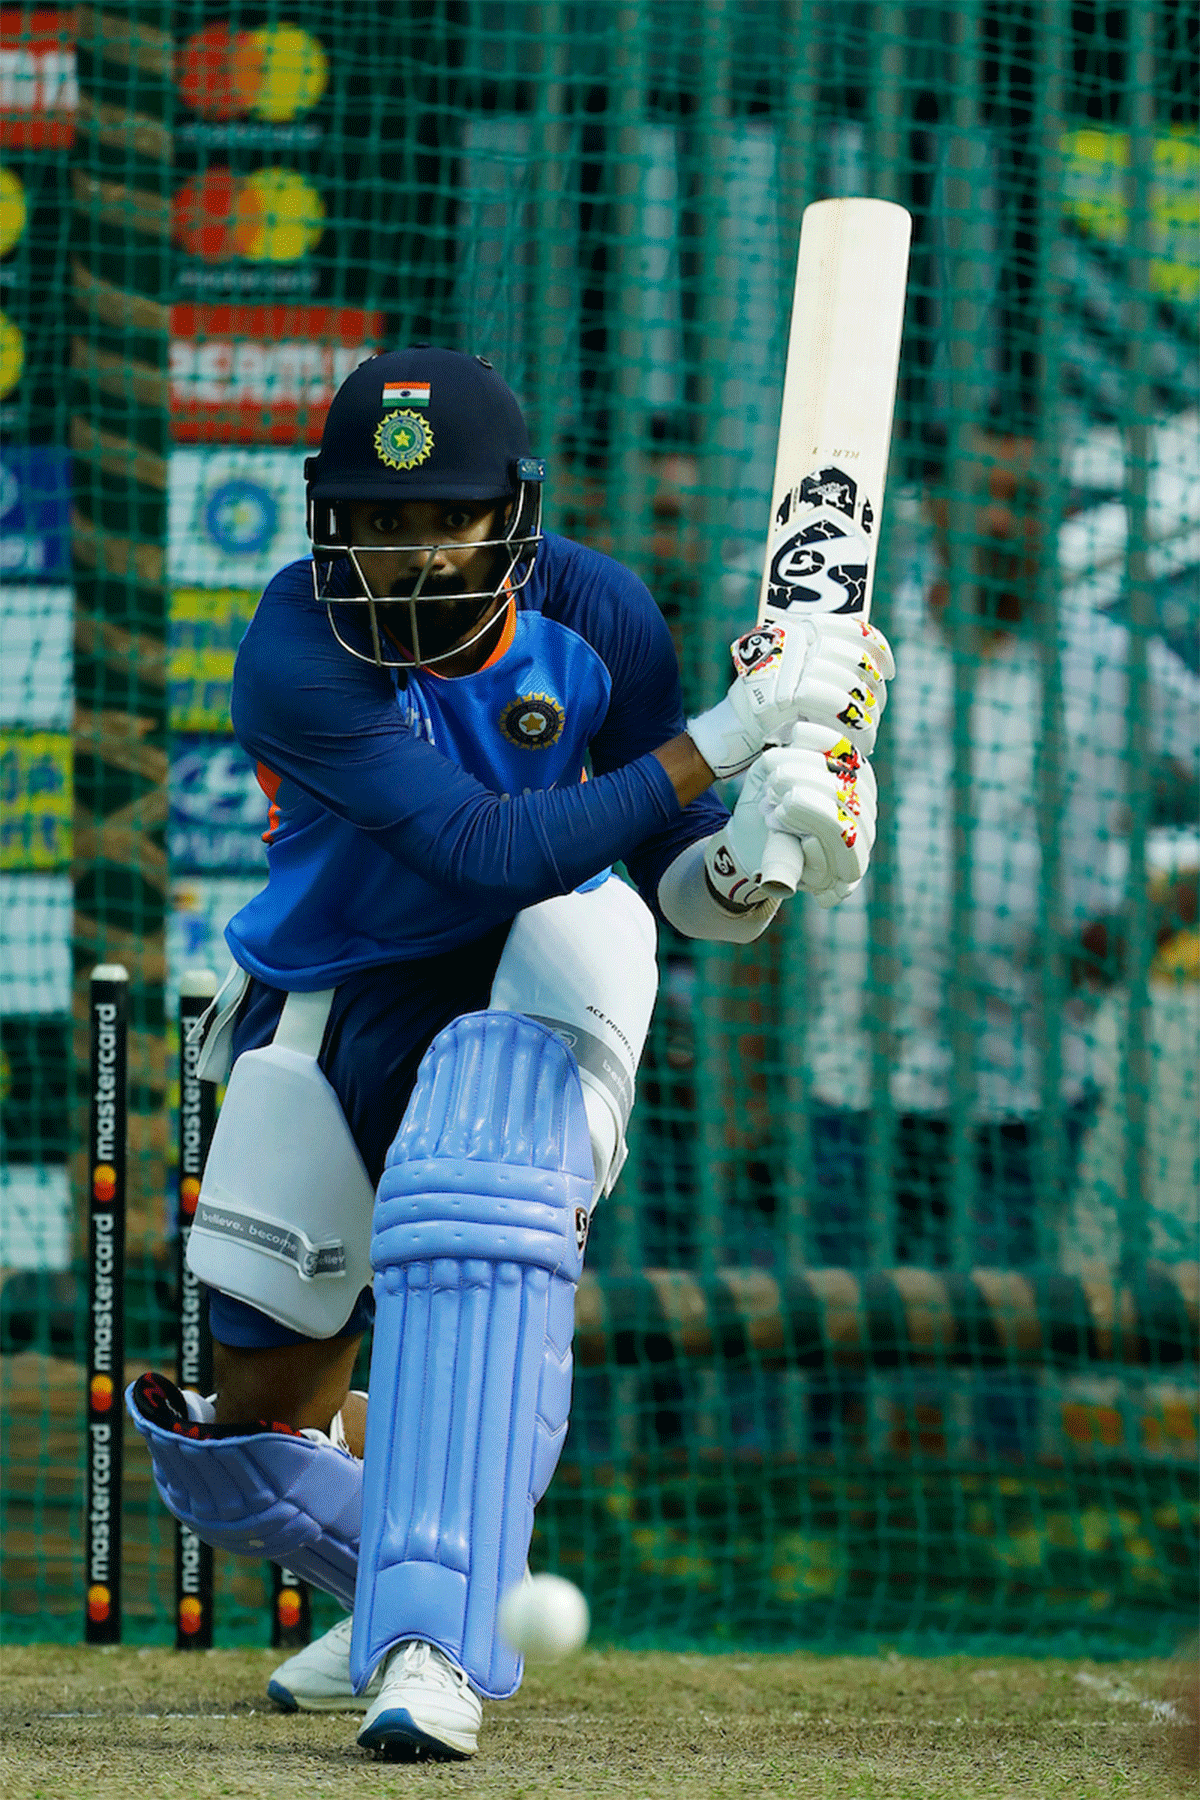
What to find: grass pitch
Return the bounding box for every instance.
[0,1645,1194,1799]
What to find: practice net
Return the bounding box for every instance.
[1,0,1196,1657]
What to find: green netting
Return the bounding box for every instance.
[1,1,1196,1658]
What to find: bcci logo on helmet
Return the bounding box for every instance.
[499,692,565,750]
[374,409,434,471]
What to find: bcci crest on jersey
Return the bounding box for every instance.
[374,409,434,471]
[499,691,565,750]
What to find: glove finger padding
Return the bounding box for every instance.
[781,663,886,750]
[814,614,895,680]
[758,727,877,898]
[781,623,892,751]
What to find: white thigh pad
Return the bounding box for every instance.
[186,1043,376,1339]
[489,878,658,1198]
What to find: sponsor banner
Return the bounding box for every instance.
[0,449,71,579]
[1,162,71,435]
[169,734,269,874]
[173,972,216,1589]
[175,22,328,150]
[168,448,309,590]
[86,967,125,1644]
[172,165,326,299]
[0,581,71,726]
[170,304,383,444]
[169,587,258,732]
[0,871,71,1012]
[167,874,263,1016]
[0,1163,70,1269]
[1062,127,1200,306]
[0,729,71,868]
[0,9,77,148]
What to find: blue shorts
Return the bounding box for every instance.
[206,923,512,1351]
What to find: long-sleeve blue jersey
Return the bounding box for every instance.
[225,530,729,986]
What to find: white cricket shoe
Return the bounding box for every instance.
[267,1614,382,1713]
[356,1639,482,1760]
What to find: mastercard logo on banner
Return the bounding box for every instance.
[276,1585,302,1630]
[177,24,328,123]
[89,1373,114,1412]
[179,1595,204,1635]
[92,1162,117,1201]
[180,1174,201,1217]
[173,167,325,264]
[87,1584,111,1623]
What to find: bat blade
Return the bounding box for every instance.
[756,196,911,896]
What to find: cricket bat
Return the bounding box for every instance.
[755,197,912,896]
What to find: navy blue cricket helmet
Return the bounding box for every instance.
[304,347,545,668]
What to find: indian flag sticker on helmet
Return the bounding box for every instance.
[382,380,430,407]
[375,409,434,470]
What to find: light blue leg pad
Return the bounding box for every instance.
[125,1394,362,1607]
[350,1011,593,1701]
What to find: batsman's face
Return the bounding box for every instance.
[344,498,505,665]
[346,498,500,599]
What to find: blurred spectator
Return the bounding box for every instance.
[557,419,782,1270]
[556,412,707,692]
[804,430,1200,1280]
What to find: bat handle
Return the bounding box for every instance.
[758,828,805,899]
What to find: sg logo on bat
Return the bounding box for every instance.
[765,463,875,618]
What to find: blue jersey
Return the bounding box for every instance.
[226,531,727,985]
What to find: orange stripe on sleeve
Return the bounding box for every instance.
[257,762,282,842]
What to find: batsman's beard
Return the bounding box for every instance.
[380,593,500,664]
[374,555,507,664]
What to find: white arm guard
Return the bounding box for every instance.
[657,836,780,944]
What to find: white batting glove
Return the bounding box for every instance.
[702,759,779,915]
[687,615,894,779]
[757,722,878,908]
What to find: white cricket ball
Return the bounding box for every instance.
[498,1573,590,1660]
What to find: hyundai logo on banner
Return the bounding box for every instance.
[0,449,71,578]
[169,736,269,874]
[168,449,309,590]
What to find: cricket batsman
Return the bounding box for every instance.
[126,347,893,1758]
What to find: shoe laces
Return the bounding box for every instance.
[398,1640,469,1691]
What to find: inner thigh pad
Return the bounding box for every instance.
[186,1043,376,1340]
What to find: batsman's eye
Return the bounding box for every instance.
[442,507,478,533]
[368,512,403,538]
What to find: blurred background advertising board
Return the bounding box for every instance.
[167,448,310,592]
[169,304,382,445]
[0,16,74,1288]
